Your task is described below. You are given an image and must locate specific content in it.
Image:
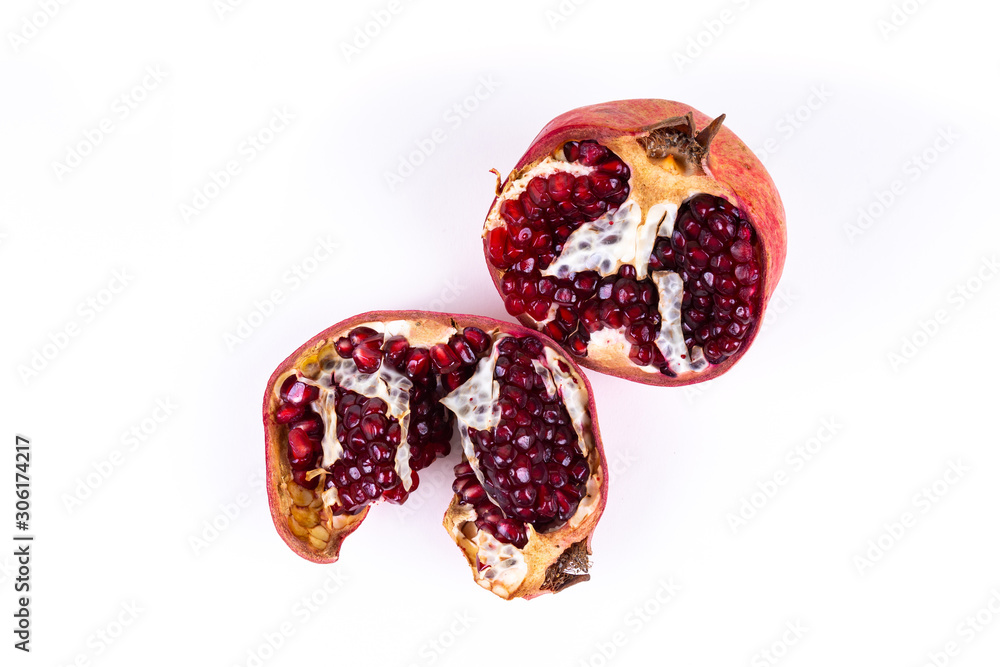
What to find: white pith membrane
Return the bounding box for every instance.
[439,334,599,596]
[275,320,454,511]
[487,148,723,375]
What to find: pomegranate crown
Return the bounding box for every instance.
[637,112,727,167]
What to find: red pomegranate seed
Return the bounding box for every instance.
[352,339,382,374]
[334,337,353,357]
[462,327,491,355]
[383,484,407,504]
[349,327,379,345]
[285,381,319,406]
[487,227,509,267]
[505,296,526,316]
[577,141,608,166]
[279,375,297,400]
[499,199,525,224]
[291,413,323,436]
[566,333,588,356]
[526,177,552,206]
[383,336,410,367]
[510,224,534,249]
[276,403,305,424]
[563,141,580,161]
[404,348,430,379]
[547,172,575,202]
[449,335,477,366]
[527,299,550,320]
[543,321,565,342]
[287,429,316,464]
[430,343,462,374]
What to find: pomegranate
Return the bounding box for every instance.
[483,99,787,386]
[264,311,607,599]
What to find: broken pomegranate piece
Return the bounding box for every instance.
[483,100,787,386]
[264,311,606,599]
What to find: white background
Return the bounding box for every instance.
[2,0,999,665]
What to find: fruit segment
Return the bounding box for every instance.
[264,312,607,600]
[483,100,786,386]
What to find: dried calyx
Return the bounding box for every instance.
[483,100,786,386]
[264,312,607,600]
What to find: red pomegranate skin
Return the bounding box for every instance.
[265,311,607,599]
[483,99,786,386]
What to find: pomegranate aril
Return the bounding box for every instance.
[543,321,566,342]
[383,336,410,367]
[334,337,353,358]
[521,194,542,221]
[291,413,323,437]
[580,200,608,218]
[279,375,297,400]
[360,413,388,439]
[383,484,407,504]
[566,333,588,356]
[287,429,316,466]
[500,272,517,294]
[287,382,319,405]
[548,172,574,201]
[443,372,466,392]
[449,335,477,366]
[598,159,628,176]
[717,277,738,296]
[626,321,654,344]
[730,239,753,262]
[613,278,638,305]
[353,339,383,374]
[590,173,621,198]
[505,295,526,316]
[527,299,550,320]
[562,141,580,161]
[462,327,491,355]
[556,306,577,327]
[486,227,509,267]
[579,300,602,333]
[500,199,525,224]
[510,224,534,249]
[554,287,576,304]
[576,140,608,166]
[734,263,760,285]
[572,176,596,205]
[526,176,552,206]
[276,403,305,424]
[599,301,624,328]
[573,272,599,292]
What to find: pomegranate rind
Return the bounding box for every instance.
[442,343,607,599]
[483,99,787,386]
[264,311,608,599]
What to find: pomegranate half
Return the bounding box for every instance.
[483,99,787,386]
[264,311,607,599]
